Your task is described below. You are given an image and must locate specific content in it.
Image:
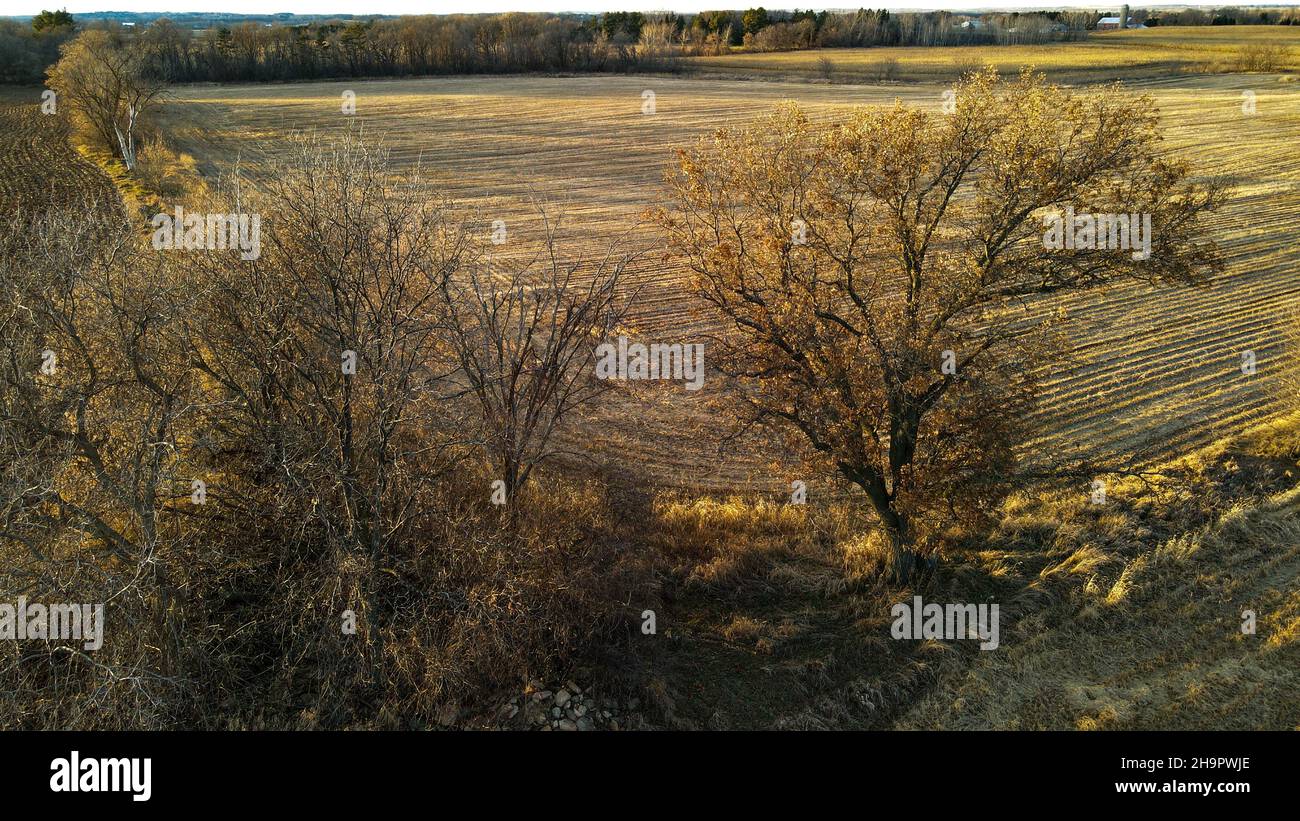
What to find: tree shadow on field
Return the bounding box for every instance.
[607,490,1026,730]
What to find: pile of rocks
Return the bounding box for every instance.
[496,681,645,731]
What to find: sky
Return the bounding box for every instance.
[1,2,1166,17]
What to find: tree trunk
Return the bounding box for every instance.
[113,104,138,170]
[845,466,923,584]
[882,520,921,585]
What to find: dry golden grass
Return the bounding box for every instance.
[623,407,1300,729]
[631,489,935,729]
[648,494,812,589]
[896,416,1300,730]
[691,27,1300,84]
[898,495,1300,729]
[72,143,161,217]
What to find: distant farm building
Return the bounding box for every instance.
[1097,16,1143,30]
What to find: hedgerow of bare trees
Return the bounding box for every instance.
[659,69,1228,581]
[0,132,640,728]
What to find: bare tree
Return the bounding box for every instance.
[188,132,467,565]
[47,28,167,169]
[439,209,635,510]
[659,69,1228,581]
[0,202,202,723]
[168,132,481,717]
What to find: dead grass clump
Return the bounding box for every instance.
[649,486,896,590]
[839,530,892,582]
[134,134,205,200]
[1235,43,1291,72]
[649,494,811,589]
[721,616,776,654]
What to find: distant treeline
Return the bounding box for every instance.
[0,10,74,83]
[0,10,1080,84]
[1150,6,1300,26]
[3,7,1300,85]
